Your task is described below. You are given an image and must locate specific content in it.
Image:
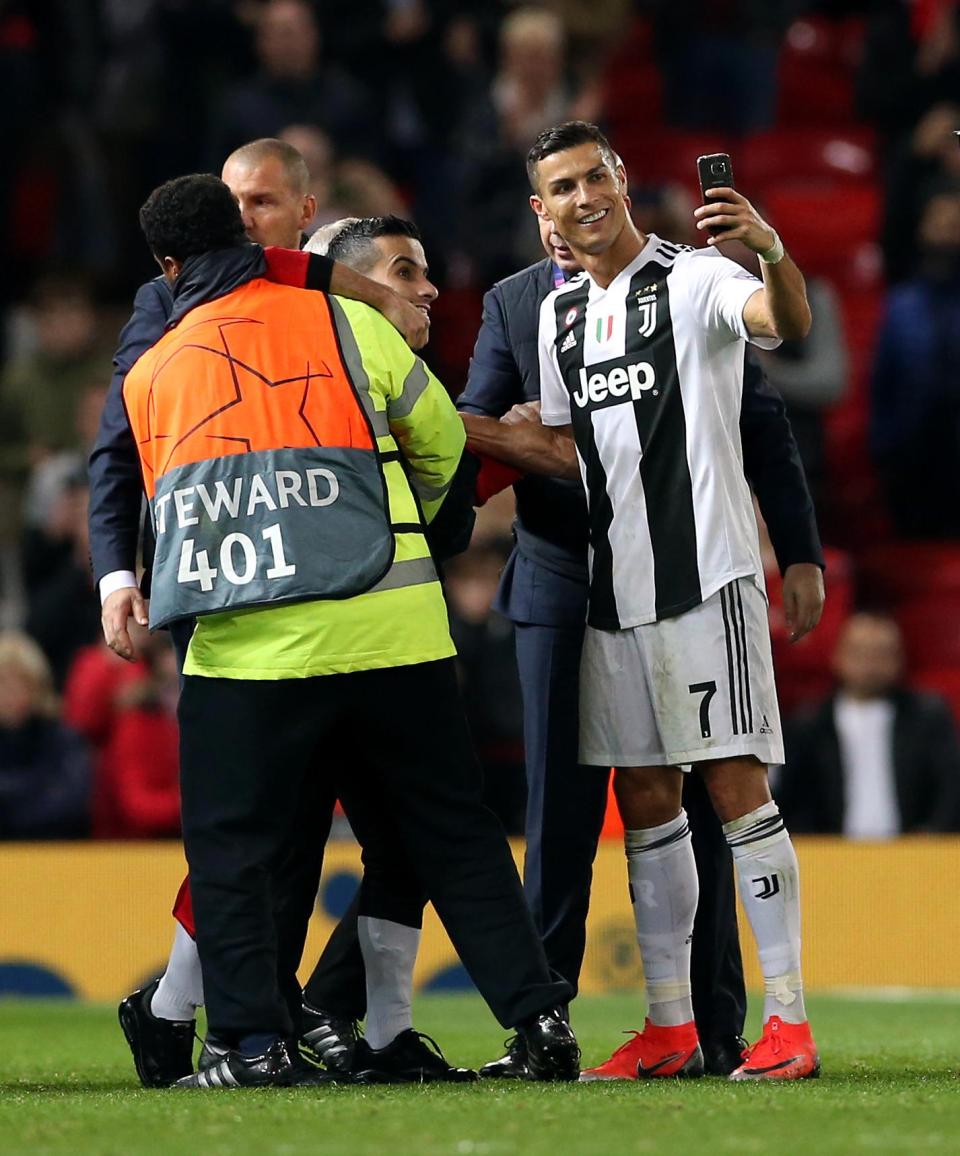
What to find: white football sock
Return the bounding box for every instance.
[724,801,807,1025]
[150,922,204,1022]
[625,810,698,1028]
[358,916,420,1051]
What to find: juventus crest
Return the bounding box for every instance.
[634,283,659,340]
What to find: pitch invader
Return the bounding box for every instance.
[462,120,820,1082]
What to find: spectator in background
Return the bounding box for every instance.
[755,277,848,508]
[870,187,960,538]
[446,538,526,835]
[208,0,380,167]
[24,474,100,687]
[777,613,960,837]
[0,631,90,839]
[457,7,596,282]
[653,1,795,134]
[280,124,406,233]
[92,631,181,839]
[0,273,107,476]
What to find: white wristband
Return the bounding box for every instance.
[759,232,785,265]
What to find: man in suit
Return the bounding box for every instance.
[778,612,960,836]
[459,209,826,1078]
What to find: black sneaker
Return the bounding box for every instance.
[175,1039,298,1088]
[118,978,195,1087]
[702,1034,749,1077]
[351,1030,478,1084]
[300,1002,359,1072]
[518,1009,580,1082]
[478,1035,529,1079]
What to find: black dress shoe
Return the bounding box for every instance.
[518,1009,580,1082]
[118,978,195,1087]
[351,1030,478,1084]
[478,1035,529,1079]
[300,1002,359,1072]
[702,1035,749,1077]
[175,1039,298,1088]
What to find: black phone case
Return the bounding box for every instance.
[696,153,735,234]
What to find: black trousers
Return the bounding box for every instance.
[178,659,569,1044]
[514,619,747,1041]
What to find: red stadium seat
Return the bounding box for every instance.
[858,543,960,607]
[776,16,865,127]
[760,184,881,282]
[739,129,877,194]
[914,667,960,727]
[896,597,960,671]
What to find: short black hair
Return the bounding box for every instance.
[325,215,422,272]
[139,174,246,263]
[526,121,618,192]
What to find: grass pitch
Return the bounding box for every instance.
[1,993,958,1156]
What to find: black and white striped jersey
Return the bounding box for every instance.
[538,233,780,631]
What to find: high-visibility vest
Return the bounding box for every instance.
[123,278,398,628]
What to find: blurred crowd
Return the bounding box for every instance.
[3,0,960,840]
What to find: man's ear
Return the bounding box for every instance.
[158,255,182,283]
[300,194,318,234]
[529,194,546,217]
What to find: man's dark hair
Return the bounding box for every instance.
[325,215,422,272]
[526,121,618,192]
[139,174,246,263]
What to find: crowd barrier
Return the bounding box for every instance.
[1,838,958,999]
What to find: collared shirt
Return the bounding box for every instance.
[834,694,900,839]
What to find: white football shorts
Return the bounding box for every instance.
[579,577,784,768]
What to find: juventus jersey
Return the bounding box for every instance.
[539,234,780,631]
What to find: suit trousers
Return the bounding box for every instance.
[178,658,570,1043]
[514,615,747,1040]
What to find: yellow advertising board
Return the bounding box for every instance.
[1,838,959,1000]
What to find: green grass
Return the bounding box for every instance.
[1,994,959,1155]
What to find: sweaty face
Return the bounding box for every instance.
[221,155,314,249]
[532,142,628,258]
[365,236,438,315]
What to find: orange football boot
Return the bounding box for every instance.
[729,1016,820,1081]
[579,1019,704,1082]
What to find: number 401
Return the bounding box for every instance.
[177,524,296,591]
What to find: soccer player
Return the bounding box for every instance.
[464,121,820,1082]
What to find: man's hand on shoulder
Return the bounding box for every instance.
[501,400,541,425]
[781,563,825,643]
[378,289,430,351]
[102,586,149,662]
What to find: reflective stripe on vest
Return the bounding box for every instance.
[123,280,399,628]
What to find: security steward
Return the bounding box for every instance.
[123,174,578,1089]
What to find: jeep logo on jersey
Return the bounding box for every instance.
[572,359,657,408]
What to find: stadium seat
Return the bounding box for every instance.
[858,542,960,607]
[776,16,865,127]
[913,667,960,727]
[896,597,960,671]
[768,546,853,714]
[739,128,877,194]
[760,184,881,282]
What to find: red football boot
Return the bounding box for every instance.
[580,1019,704,1081]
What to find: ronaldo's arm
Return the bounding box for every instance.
[460,413,579,480]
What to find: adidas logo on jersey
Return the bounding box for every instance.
[559,329,577,353]
[572,360,657,408]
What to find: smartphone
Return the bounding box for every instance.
[696,153,735,234]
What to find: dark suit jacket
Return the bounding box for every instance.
[458,256,825,625]
[88,276,173,589]
[778,691,960,834]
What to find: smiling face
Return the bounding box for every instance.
[365,234,438,315]
[530,142,629,259]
